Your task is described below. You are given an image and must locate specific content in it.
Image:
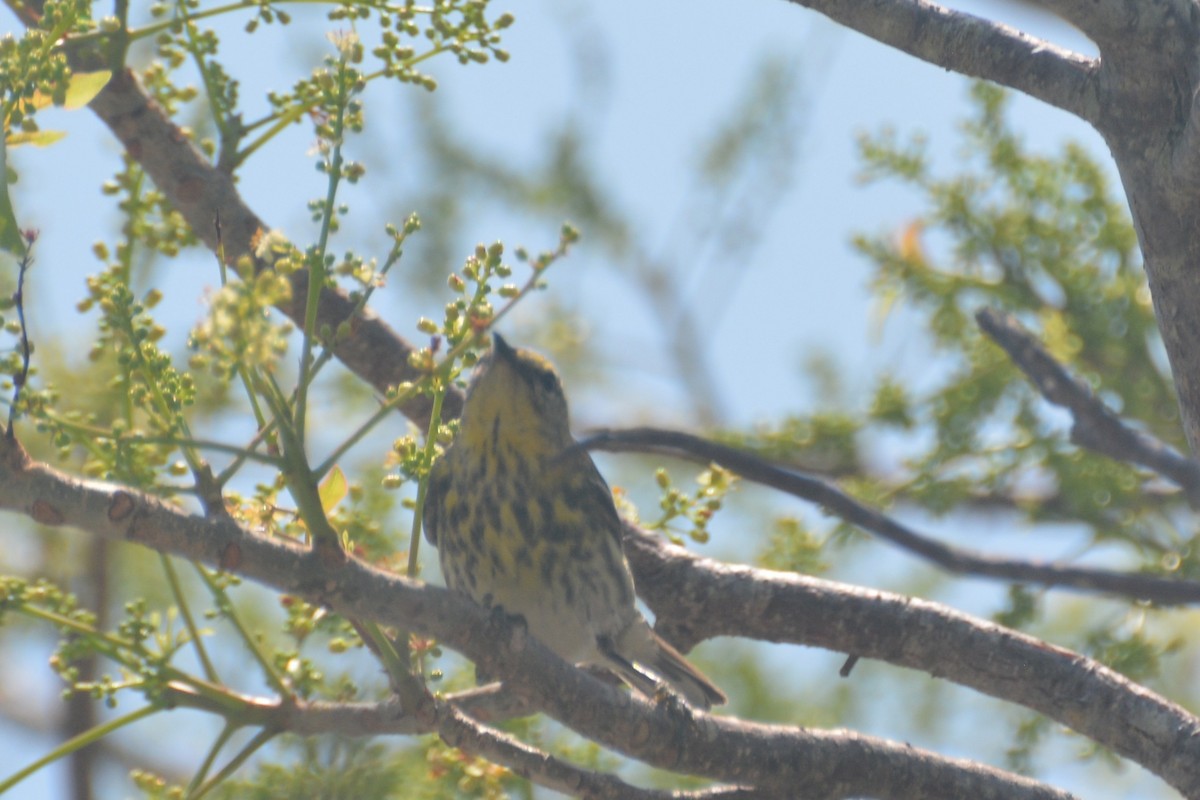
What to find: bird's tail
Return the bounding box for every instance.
[646,632,727,709]
[600,626,727,710]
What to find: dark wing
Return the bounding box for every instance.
[561,446,625,548]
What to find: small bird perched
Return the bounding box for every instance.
[424,334,726,709]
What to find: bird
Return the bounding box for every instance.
[423,333,726,709]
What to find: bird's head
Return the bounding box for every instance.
[458,334,573,451]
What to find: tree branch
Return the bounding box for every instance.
[434,703,765,800]
[220,673,752,797]
[0,437,1080,800]
[975,307,1200,504]
[621,528,1200,798]
[583,427,1200,606]
[782,0,1099,122]
[1031,0,1172,50]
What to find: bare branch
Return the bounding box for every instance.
[0,438,1079,800]
[256,685,528,735]
[434,704,764,800]
[622,529,1200,798]
[783,0,1099,122]
[975,307,1200,505]
[583,427,1200,605]
[232,677,749,797]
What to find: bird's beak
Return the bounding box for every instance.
[491,332,516,364]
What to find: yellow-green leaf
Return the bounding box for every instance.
[29,70,112,111]
[6,130,67,148]
[62,71,112,109]
[318,465,348,513]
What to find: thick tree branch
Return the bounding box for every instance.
[0,437,1079,800]
[1031,0,1192,51]
[783,0,1099,122]
[975,307,1200,503]
[621,529,1200,799]
[584,427,1200,606]
[1171,78,1200,183]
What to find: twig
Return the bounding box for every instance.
[7,232,34,439]
[276,690,746,798]
[435,703,763,800]
[975,307,1200,506]
[581,426,1200,606]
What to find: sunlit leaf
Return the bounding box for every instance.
[29,70,112,111]
[62,71,112,109]
[6,130,67,148]
[318,465,348,513]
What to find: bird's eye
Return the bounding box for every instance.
[523,364,559,394]
[535,368,558,393]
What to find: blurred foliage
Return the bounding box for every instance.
[736,83,1189,589]
[853,83,1172,532]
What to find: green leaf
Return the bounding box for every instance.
[6,130,67,148]
[62,71,112,109]
[318,465,348,513]
[29,71,112,112]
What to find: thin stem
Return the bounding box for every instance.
[0,704,159,794]
[408,384,447,577]
[160,553,220,683]
[194,566,292,698]
[185,722,238,798]
[188,728,277,800]
[295,57,353,445]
